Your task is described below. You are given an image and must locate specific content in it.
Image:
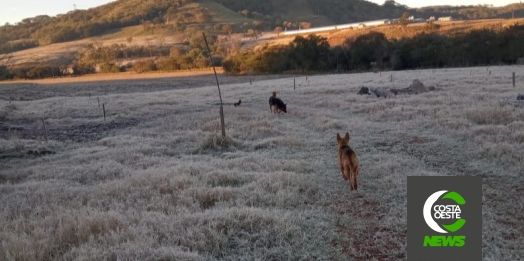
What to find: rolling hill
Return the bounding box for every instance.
[1,0,524,70]
[0,0,401,56]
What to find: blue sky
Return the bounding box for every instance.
[0,0,521,25]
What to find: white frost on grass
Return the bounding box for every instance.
[1,65,523,260]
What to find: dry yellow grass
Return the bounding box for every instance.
[0,68,223,85]
[327,18,524,46]
[249,18,524,49]
[6,33,184,66]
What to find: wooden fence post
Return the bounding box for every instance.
[203,32,226,139]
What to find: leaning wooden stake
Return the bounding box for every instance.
[294,77,296,90]
[97,96,100,107]
[41,117,48,143]
[203,32,226,139]
[103,103,106,121]
[513,72,516,87]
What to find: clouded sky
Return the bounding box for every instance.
[0,0,521,25]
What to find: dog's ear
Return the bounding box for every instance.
[336,133,341,142]
[344,132,350,141]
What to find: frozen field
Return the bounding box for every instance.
[1,66,523,260]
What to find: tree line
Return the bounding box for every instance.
[415,3,524,20]
[222,24,524,74]
[1,24,523,80]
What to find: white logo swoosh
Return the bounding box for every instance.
[423,190,448,233]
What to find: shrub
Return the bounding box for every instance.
[132,59,157,73]
[156,57,180,71]
[425,22,441,31]
[12,65,62,79]
[72,63,96,75]
[99,63,121,73]
[0,66,12,80]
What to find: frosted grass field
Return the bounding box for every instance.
[1,66,523,260]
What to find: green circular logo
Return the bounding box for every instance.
[423,190,466,233]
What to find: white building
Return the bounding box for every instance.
[438,16,453,21]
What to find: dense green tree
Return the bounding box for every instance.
[0,66,12,80]
[288,35,331,71]
[346,32,389,70]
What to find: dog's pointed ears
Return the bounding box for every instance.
[336,133,342,142]
[344,132,350,140]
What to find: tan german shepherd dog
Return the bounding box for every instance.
[336,132,360,191]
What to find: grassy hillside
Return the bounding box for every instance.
[1,0,524,57]
[197,0,252,24]
[248,18,524,49]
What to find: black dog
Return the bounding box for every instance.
[233,100,241,107]
[358,87,370,95]
[269,96,287,114]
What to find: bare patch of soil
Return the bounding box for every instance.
[0,118,140,143]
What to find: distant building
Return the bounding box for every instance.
[438,16,453,21]
[428,16,436,21]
